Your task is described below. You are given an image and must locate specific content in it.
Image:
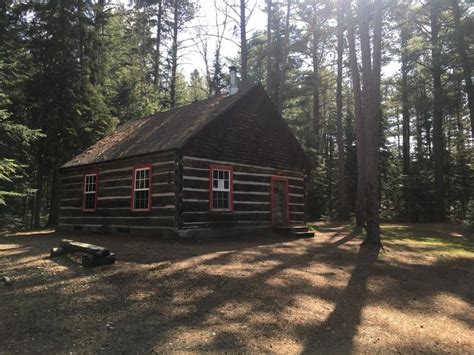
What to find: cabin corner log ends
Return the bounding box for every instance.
[50,239,116,267]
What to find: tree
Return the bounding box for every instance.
[335,0,347,219]
[346,0,366,227]
[239,0,248,80]
[430,0,445,220]
[357,0,383,245]
[188,69,207,101]
[450,0,473,137]
[166,0,195,108]
[27,0,117,226]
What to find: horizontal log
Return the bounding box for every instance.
[183,168,209,179]
[234,183,270,193]
[288,195,304,204]
[60,151,175,180]
[182,156,304,178]
[289,204,305,212]
[183,211,270,223]
[59,216,176,227]
[59,206,176,217]
[49,247,67,258]
[183,179,208,189]
[82,253,116,268]
[60,239,110,257]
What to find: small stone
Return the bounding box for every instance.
[1,276,13,285]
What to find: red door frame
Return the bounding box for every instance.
[270,176,289,225]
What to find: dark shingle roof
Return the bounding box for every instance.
[62,84,259,168]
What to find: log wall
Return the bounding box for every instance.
[180,155,306,230]
[57,150,177,235]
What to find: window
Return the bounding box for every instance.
[132,164,152,211]
[82,173,98,211]
[209,164,233,211]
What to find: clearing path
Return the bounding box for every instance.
[0,223,473,353]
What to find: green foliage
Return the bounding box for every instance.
[188,69,207,101]
[0,0,473,230]
[464,201,474,232]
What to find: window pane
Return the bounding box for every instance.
[85,175,97,192]
[134,190,149,209]
[85,193,95,209]
[222,192,229,209]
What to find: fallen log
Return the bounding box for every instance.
[82,253,116,268]
[60,239,110,257]
[50,247,67,258]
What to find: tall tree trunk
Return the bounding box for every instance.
[266,0,272,94]
[401,25,410,175]
[91,0,105,86]
[400,20,411,219]
[170,1,178,108]
[275,0,292,111]
[47,168,60,227]
[336,0,347,220]
[312,3,320,150]
[450,0,473,137]
[431,0,445,220]
[33,163,44,228]
[358,0,382,245]
[346,0,365,228]
[154,0,163,89]
[240,0,248,80]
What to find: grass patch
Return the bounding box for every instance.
[381,224,474,256]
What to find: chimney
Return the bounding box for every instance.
[229,66,238,95]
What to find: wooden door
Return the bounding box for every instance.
[271,177,289,225]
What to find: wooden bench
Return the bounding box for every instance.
[50,239,116,267]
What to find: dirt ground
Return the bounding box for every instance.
[1,223,473,354]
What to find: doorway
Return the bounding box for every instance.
[271,176,289,225]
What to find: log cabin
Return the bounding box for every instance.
[58,69,308,238]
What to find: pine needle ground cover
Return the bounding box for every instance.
[0,223,473,353]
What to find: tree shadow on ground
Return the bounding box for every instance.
[1,224,473,353]
[299,246,380,353]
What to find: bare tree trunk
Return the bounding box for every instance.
[346,0,365,228]
[431,0,445,220]
[358,0,382,245]
[170,0,178,108]
[266,0,272,94]
[154,0,163,88]
[451,0,473,137]
[240,0,248,80]
[336,0,347,220]
[274,0,292,111]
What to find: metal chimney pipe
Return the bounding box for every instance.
[229,66,238,95]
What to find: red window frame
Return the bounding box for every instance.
[209,164,234,212]
[82,172,99,212]
[131,163,152,212]
[270,176,289,225]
